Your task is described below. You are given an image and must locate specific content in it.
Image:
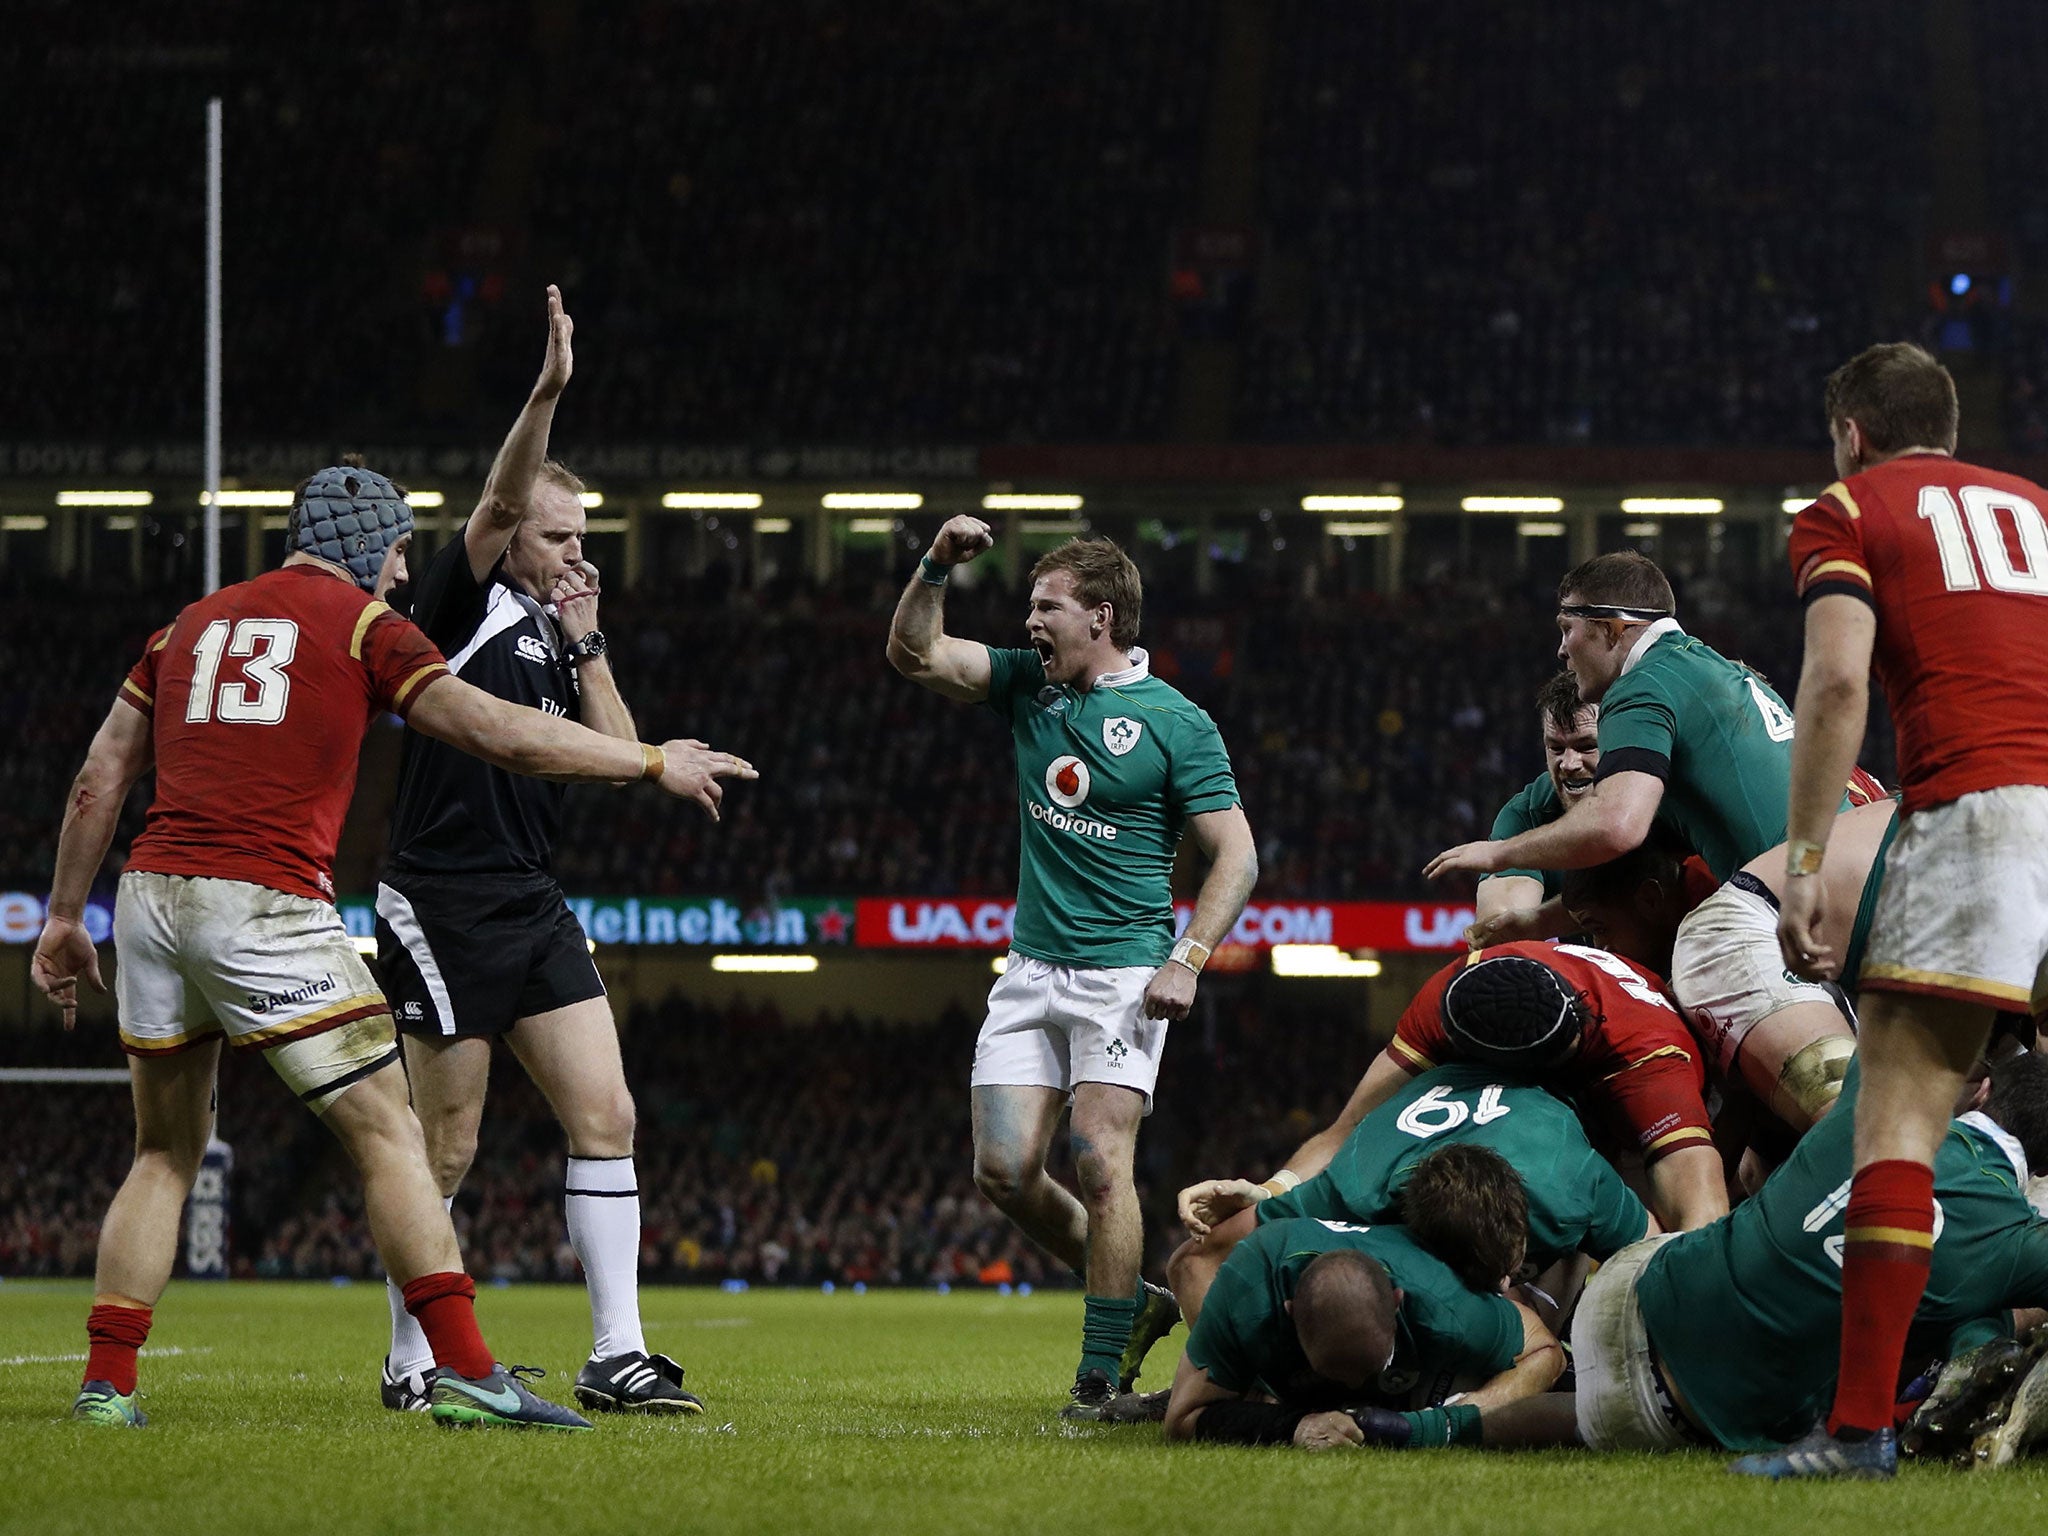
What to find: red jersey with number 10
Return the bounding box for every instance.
[120,565,450,902]
[1790,454,2048,813]
[1389,941,1711,1165]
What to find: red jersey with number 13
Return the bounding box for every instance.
[119,565,450,902]
[1790,454,2048,812]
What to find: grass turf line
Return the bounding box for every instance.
[3,1281,2046,1536]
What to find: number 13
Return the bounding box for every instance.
[184,618,300,725]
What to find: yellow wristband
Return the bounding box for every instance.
[1786,839,1825,878]
[640,744,667,783]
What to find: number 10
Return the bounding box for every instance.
[1918,485,2048,595]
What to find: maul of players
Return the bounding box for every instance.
[887,514,1259,1418]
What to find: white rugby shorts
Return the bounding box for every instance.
[1572,1233,1693,1451]
[970,953,1166,1111]
[1671,878,1845,1078]
[115,872,400,1109]
[1859,786,2048,1017]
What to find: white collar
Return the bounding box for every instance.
[1089,648,1150,690]
[1960,1110,2030,1186]
[1619,617,1685,678]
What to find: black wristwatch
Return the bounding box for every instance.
[567,629,608,664]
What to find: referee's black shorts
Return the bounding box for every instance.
[373,871,605,1041]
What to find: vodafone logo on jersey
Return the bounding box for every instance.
[1044,755,1091,808]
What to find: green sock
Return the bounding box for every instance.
[1400,1404,1484,1447]
[1079,1292,1141,1381]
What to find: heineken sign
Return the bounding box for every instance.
[334,894,856,948]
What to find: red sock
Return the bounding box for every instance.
[401,1272,494,1379]
[85,1303,153,1396]
[1828,1159,1936,1436]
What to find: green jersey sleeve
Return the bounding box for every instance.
[1579,1153,1654,1260]
[1423,1288,1523,1377]
[1484,774,1560,892]
[1594,680,1678,781]
[1183,1268,1260,1392]
[1167,708,1240,819]
[982,645,1042,716]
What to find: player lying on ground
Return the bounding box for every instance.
[31,457,752,1430]
[371,288,706,1415]
[1336,1052,2048,1469]
[1175,945,1722,1268]
[887,520,1257,1417]
[1162,1041,1653,1340]
[1561,800,1897,1137]
[1161,1154,1563,1449]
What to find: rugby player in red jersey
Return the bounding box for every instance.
[1169,942,1720,1324]
[31,451,753,1430]
[1734,342,2048,1479]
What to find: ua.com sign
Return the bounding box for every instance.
[854,899,1475,951]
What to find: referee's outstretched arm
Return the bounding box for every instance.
[464,284,575,584]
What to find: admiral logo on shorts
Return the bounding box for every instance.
[246,974,339,1014]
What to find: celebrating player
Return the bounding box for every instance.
[371,288,715,1415]
[1426,552,1799,890]
[1740,342,2048,1478]
[886,519,1258,1418]
[1161,1172,1563,1448]
[30,460,752,1429]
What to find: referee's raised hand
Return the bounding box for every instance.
[533,283,574,401]
[655,739,758,821]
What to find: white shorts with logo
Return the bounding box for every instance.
[115,872,401,1109]
[1572,1233,1696,1451]
[1860,787,2048,1017]
[1671,879,1843,1078]
[970,954,1166,1112]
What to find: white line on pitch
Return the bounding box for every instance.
[0,1345,214,1368]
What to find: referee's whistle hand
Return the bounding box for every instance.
[656,739,759,820]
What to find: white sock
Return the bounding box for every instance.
[385,1195,455,1378]
[566,1156,646,1359]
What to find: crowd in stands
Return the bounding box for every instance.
[1,554,1883,904]
[0,990,1367,1288]
[1239,0,1929,446]
[18,0,1994,451]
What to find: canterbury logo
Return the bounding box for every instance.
[516,635,551,664]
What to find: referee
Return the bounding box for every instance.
[375,288,734,1415]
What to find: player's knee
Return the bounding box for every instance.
[1071,1140,1132,1211]
[973,1147,1034,1209]
[564,1086,636,1159]
[414,1103,480,1191]
[1165,1236,1203,1294]
[130,1132,208,1190]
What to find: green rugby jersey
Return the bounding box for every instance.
[984,646,1238,969]
[1637,1061,2048,1451]
[1596,620,1793,880]
[1256,1064,1650,1270]
[1484,773,1565,897]
[1186,1218,1521,1404]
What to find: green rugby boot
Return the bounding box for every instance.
[71,1380,146,1427]
[431,1364,593,1432]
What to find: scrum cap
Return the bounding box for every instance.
[289,465,412,592]
[1441,956,1586,1071]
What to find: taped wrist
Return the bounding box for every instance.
[1192,1399,1308,1445]
[640,744,667,782]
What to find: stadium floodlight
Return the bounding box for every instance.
[1270,945,1382,978]
[1326,521,1392,537]
[1782,496,1817,514]
[56,490,154,507]
[710,954,821,974]
[3,515,50,532]
[1302,495,1404,513]
[823,492,924,510]
[1021,520,1086,536]
[756,517,793,533]
[577,491,604,509]
[1623,521,1661,538]
[408,491,445,508]
[991,956,1010,976]
[663,492,765,509]
[583,517,629,534]
[202,490,295,506]
[1517,521,1569,537]
[845,518,898,535]
[1461,496,1565,513]
[1619,497,1723,515]
[352,936,377,957]
[106,516,139,531]
[983,493,1083,511]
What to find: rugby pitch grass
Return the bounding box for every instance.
[4,1281,2047,1535]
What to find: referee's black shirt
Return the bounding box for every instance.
[384,535,582,877]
